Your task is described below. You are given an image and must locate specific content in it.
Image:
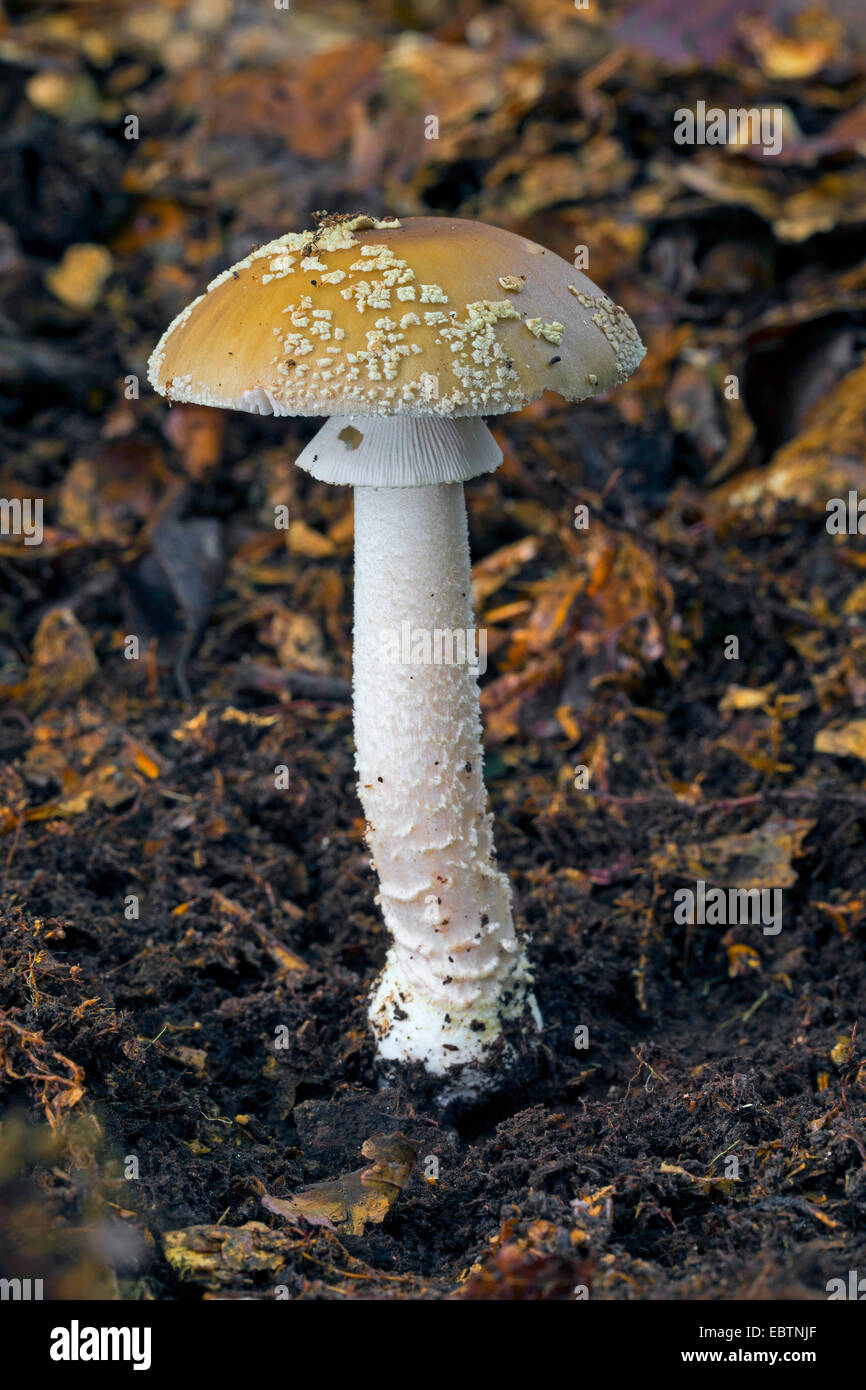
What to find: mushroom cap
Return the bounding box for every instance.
[147,213,644,419]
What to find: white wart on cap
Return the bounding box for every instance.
[147,212,645,420]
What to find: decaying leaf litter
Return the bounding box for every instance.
[1,0,866,1299]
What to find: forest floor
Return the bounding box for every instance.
[1,0,865,1298]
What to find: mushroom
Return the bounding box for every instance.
[148,213,644,1084]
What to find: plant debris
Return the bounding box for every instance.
[1,0,865,1302]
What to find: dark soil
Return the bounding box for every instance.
[2,473,865,1298]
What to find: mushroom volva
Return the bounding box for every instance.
[148,213,645,1084]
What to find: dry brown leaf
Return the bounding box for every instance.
[45,243,113,310]
[262,607,329,673]
[262,1132,416,1237]
[711,361,866,522]
[719,685,775,712]
[815,720,866,762]
[385,35,541,165]
[481,655,562,744]
[740,10,842,80]
[472,536,540,607]
[651,816,814,889]
[0,609,98,715]
[287,518,336,559]
[58,439,169,543]
[163,404,224,480]
[774,167,866,242]
[162,1221,300,1289]
[726,942,763,977]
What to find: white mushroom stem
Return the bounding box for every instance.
[352,464,539,1075]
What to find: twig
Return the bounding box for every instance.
[233,663,351,702]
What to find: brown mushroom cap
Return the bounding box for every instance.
[147,213,644,418]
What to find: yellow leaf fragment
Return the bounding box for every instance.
[830,1035,854,1067]
[262,1132,417,1237]
[719,685,774,712]
[650,816,813,890]
[45,244,113,311]
[815,720,866,762]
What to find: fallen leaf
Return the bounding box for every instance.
[262,1132,416,1237]
[711,361,866,522]
[45,244,113,311]
[830,1035,854,1067]
[740,11,842,80]
[287,518,336,558]
[651,817,814,889]
[59,439,170,543]
[726,942,763,976]
[815,720,866,761]
[0,609,98,714]
[719,685,775,712]
[162,1221,300,1289]
[163,404,224,480]
[613,0,787,65]
[472,536,540,607]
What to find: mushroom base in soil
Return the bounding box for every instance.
[296,417,542,1078]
